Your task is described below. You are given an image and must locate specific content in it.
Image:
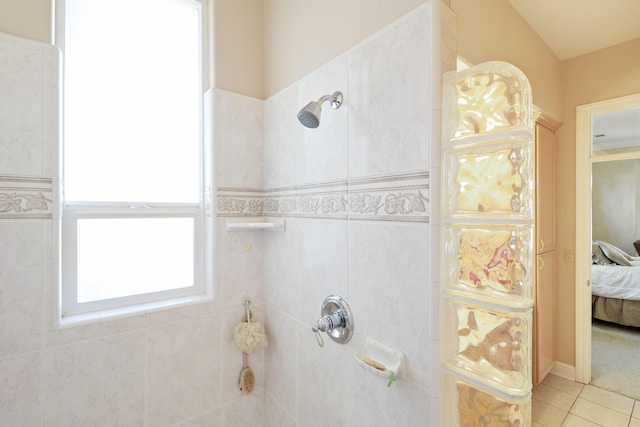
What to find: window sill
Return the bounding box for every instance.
[57,294,215,329]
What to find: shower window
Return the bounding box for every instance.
[56,0,213,320]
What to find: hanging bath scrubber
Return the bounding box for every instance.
[239,352,255,395]
[232,299,268,395]
[232,299,269,353]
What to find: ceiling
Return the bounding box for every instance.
[592,107,640,152]
[508,0,640,60]
[507,0,640,149]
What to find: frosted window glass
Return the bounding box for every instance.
[76,217,194,302]
[63,0,201,203]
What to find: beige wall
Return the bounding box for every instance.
[450,0,561,119]
[555,37,640,365]
[214,0,264,98]
[0,0,51,43]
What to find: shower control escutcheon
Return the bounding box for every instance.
[312,295,353,347]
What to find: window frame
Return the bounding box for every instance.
[55,0,214,324]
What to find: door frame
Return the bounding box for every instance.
[575,92,640,384]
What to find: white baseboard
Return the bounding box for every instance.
[551,362,577,382]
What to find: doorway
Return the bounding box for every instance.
[575,92,640,387]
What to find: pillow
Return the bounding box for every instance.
[596,240,640,266]
[592,241,614,265]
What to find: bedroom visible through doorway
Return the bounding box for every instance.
[575,93,640,391]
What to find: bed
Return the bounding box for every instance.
[591,240,640,327]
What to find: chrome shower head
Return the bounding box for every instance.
[297,91,343,128]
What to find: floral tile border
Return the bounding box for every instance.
[0,176,53,219]
[216,171,429,223]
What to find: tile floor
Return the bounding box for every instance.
[533,374,640,426]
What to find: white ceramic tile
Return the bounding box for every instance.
[570,397,630,427]
[263,218,300,315]
[295,219,348,326]
[264,84,302,189]
[428,220,439,281]
[298,56,349,184]
[222,390,265,427]
[223,305,266,403]
[44,316,104,349]
[41,46,58,179]
[0,220,45,358]
[265,392,296,427]
[579,385,635,415]
[177,408,223,427]
[533,383,578,411]
[428,338,440,398]
[0,36,53,177]
[43,330,146,426]
[532,399,567,427]
[428,281,440,342]
[298,324,348,427]
[0,352,42,426]
[215,89,264,189]
[147,314,223,427]
[428,1,457,168]
[346,354,430,426]
[348,6,431,178]
[216,218,265,310]
[429,397,440,426]
[264,308,298,421]
[348,221,431,387]
[144,297,221,327]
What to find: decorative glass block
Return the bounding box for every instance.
[442,224,533,308]
[443,137,533,219]
[442,299,531,395]
[442,61,533,142]
[442,371,531,427]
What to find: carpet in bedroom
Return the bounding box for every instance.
[591,319,640,400]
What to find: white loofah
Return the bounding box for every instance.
[232,301,269,354]
[232,321,268,354]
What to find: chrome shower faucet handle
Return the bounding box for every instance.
[311,295,353,347]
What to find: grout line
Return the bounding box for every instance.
[563,389,580,425]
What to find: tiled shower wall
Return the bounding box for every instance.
[216,2,456,425]
[1,1,455,426]
[0,34,267,426]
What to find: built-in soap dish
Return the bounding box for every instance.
[355,338,404,385]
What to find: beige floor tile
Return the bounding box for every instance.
[631,418,640,427]
[542,374,584,396]
[533,383,579,411]
[561,414,601,427]
[634,401,640,419]
[532,399,568,427]
[570,398,630,427]
[579,385,635,415]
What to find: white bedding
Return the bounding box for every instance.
[592,265,640,300]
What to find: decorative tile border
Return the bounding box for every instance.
[0,176,53,219]
[216,171,430,223]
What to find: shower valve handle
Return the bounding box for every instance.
[312,310,345,333]
[312,311,344,348]
[311,295,353,347]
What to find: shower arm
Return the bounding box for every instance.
[316,92,343,110]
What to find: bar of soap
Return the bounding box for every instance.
[362,357,386,371]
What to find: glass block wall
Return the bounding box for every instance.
[441,61,534,426]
